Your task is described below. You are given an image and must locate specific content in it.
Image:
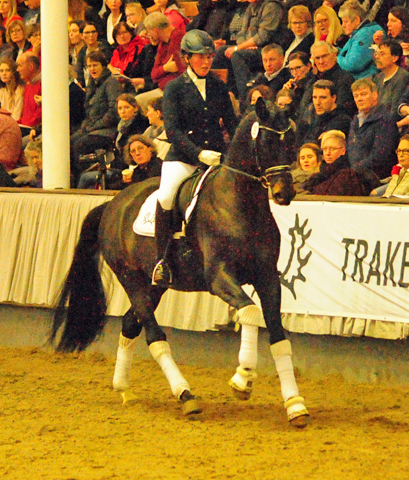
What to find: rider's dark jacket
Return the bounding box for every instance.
[162,71,238,166]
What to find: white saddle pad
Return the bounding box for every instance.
[133,190,157,237]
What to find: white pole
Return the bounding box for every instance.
[41,0,70,189]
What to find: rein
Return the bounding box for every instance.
[222,120,293,188]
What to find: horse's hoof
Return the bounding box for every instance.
[180,391,202,416]
[229,381,253,401]
[120,389,138,406]
[284,396,309,428]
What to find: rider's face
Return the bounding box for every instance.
[188,53,214,77]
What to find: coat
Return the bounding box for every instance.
[163,71,237,166]
[81,68,123,138]
[347,103,399,179]
[337,20,381,80]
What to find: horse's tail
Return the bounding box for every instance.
[49,202,109,353]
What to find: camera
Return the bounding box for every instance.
[79,149,107,169]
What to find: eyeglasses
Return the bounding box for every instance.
[130,146,146,154]
[83,30,97,35]
[315,18,329,25]
[396,149,409,156]
[374,50,389,57]
[10,28,22,34]
[289,65,304,73]
[322,146,343,152]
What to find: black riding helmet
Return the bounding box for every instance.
[181,29,215,56]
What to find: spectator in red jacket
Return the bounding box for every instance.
[16,51,41,134]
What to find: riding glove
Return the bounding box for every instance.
[199,150,221,166]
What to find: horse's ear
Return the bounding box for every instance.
[255,97,270,122]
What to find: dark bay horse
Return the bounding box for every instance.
[50,99,309,426]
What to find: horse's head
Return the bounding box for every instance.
[225,98,296,205]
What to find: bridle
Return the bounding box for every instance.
[222,120,293,189]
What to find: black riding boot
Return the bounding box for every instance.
[152,202,173,285]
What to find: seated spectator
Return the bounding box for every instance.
[135,12,185,111]
[154,0,189,34]
[143,96,170,159]
[125,1,147,35]
[69,20,86,66]
[313,5,345,46]
[108,21,147,83]
[68,0,105,36]
[297,79,351,146]
[246,44,291,101]
[275,88,294,109]
[348,78,399,179]
[0,107,22,172]
[373,7,409,59]
[17,51,41,132]
[284,5,314,66]
[292,142,322,194]
[303,130,378,195]
[0,57,24,121]
[187,0,233,41]
[24,137,42,187]
[109,134,162,189]
[282,51,313,118]
[299,41,356,118]
[127,36,158,94]
[22,0,40,26]
[76,21,112,88]
[102,0,125,45]
[211,0,288,98]
[243,84,274,115]
[70,50,123,184]
[0,0,22,29]
[373,39,409,124]
[383,134,409,196]
[212,0,248,50]
[337,0,381,80]
[26,22,40,57]
[7,18,30,61]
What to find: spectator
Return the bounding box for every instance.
[22,0,40,26]
[297,79,351,146]
[110,134,162,189]
[212,0,248,50]
[243,84,274,115]
[154,0,189,34]
[76,21,112,87]
[17,51,41,132]
[292,142,322,193]
[299,41,356,119]
[187,0,233,41]
[0,0,22,28]
[383,134,409,197]
[0,107,22,172]
[348,77,399,179]
[69,20,86,66]
[211,0,288,98]
[282,51,313,117]
[143,96,170,160]
[135,12,185,111]
[284,5,314,65]
[108,21,147,77]
[313,5,344,46]
[68,0,104,36]
[125,1,146,35]
[246,44,291,101]
[70,50,123,184]
[24,137,42,187]
[275,88,294,109]
[373,39,409,124]
[26,22,40,57]
[7,18,30,61]
[127,36,159,94]
[102,0,125,45]
[303,130,378,195]
[337,0,381,80]
[0,57,24,121]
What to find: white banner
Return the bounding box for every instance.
[269,201,409,323]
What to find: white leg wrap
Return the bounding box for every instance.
[149,341,190,400]
[271,340,299,402]
[112,333,138,391]
[236,305,262,326]
[229,366,258,392]
[238,324,258,370]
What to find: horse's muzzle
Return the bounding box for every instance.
[271,179,296,206]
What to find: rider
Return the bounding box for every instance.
[152,29,238,285]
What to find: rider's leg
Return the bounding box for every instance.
[152,161,196,285]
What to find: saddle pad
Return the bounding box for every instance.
[133,190,158,237]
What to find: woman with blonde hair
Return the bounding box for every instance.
[6,19,30,61]
[285,5,314,65]
[0,57,24,121]
[314,5,344,45]
[0,0,21,29]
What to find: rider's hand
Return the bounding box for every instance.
[199,150,221,166]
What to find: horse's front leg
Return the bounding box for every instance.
[205,260,261,400]
[253,270,309,427]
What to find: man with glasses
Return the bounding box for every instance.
[348,78,399,179]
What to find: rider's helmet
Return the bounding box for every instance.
[181,29,215,56]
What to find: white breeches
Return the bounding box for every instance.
[157,161,197,210]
